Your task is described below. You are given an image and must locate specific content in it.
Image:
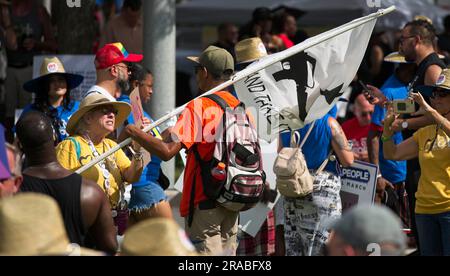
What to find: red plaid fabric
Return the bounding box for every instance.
[236,210,275,256]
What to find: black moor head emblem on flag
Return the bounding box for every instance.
[272,52,344,122]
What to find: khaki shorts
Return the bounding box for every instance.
[185,205,239,256]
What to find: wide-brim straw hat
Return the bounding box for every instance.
[384,51,445,64]
[121,218,200,256]
[235,37,268,64]
[0,193,103,256]
[416,68,450,96]
[23,57,84,93]
[66,92,131,136]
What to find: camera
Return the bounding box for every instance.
[392,99,416,114]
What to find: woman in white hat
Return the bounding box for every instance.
[56,93,143,234]
[20,57,84,144]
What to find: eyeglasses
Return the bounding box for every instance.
[95,107,119,116]
[431,90,449,99]
[361,111,373,117]
[0,173,17,183]
[399,35,416,43]
[113,64,131,75]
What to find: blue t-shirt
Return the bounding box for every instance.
[281,114,339,175]
[21,101,80,143]
[371,75,407,184]
[117,95,163,188]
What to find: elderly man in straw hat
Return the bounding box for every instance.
[19,57,84,143]
[121,218,199,256]
[232,37,276,257]
[18,111,117,254]
[86,42,143,101]
[0,142,22,198]
[56,93,143,236]
[0,193,103,256]
[366,52,416,229]
[124,46,240,256]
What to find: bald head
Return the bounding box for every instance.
[354,94,374,126]
[16,111,55,153]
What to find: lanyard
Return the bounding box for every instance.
[84,136,112,195]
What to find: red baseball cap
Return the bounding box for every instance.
[95,42,143,70]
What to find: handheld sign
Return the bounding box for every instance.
[130,88,151,167]
[340,160,378,212]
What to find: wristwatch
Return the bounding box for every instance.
[401,120,409,130]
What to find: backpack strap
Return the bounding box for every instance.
[67,137,81,162]
[202,94,230,111]
[187,169,197,228]
[202,93,231,162]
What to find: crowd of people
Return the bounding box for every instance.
[0,1,449,257]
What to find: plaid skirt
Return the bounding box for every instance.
[236,210,276,256]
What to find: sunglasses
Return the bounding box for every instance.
[95,107,119,116]
[0,173,17,183]
[360,111,374,117]
[399,35,416,43]
[194,65,204,74]
[112,64,131,75]
[431,90,449,99]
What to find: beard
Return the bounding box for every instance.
[117,71,130,92]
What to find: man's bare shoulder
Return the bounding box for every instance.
[80,178,105,204]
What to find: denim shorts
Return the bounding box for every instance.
[128,182,167,212]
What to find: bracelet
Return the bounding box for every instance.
[381,134,393,143]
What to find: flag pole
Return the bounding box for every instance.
[76,6,396,174]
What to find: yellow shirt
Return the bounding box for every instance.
[56,136,131,208]
[413,125,450,214]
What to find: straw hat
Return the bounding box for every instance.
[0,193,102,256]
[121,218,200,256]
[23,57,84,93]
[383,52,411,64]
[235,37,268,64]
[384,51,445,64]
[435,69,450,91]
[66,93,131,136]
[414,15,433,25]
[416,69,450,96]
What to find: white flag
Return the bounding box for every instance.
[234,19,377,142]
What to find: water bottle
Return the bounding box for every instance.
[211,162,226,181]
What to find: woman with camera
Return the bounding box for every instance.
[383,70,450,256]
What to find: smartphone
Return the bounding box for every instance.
[359,80,370,91]
[393,99,416,114]
[359,80,374,101]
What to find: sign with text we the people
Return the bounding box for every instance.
[340,161,378,212]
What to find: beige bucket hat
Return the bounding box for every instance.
[121,218,200,256]
[0,193,103,256]
[235,37,268,64]
[66,93,131,136]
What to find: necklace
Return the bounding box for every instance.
[83,134,112,197]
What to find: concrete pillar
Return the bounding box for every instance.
[143,0,176,186]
